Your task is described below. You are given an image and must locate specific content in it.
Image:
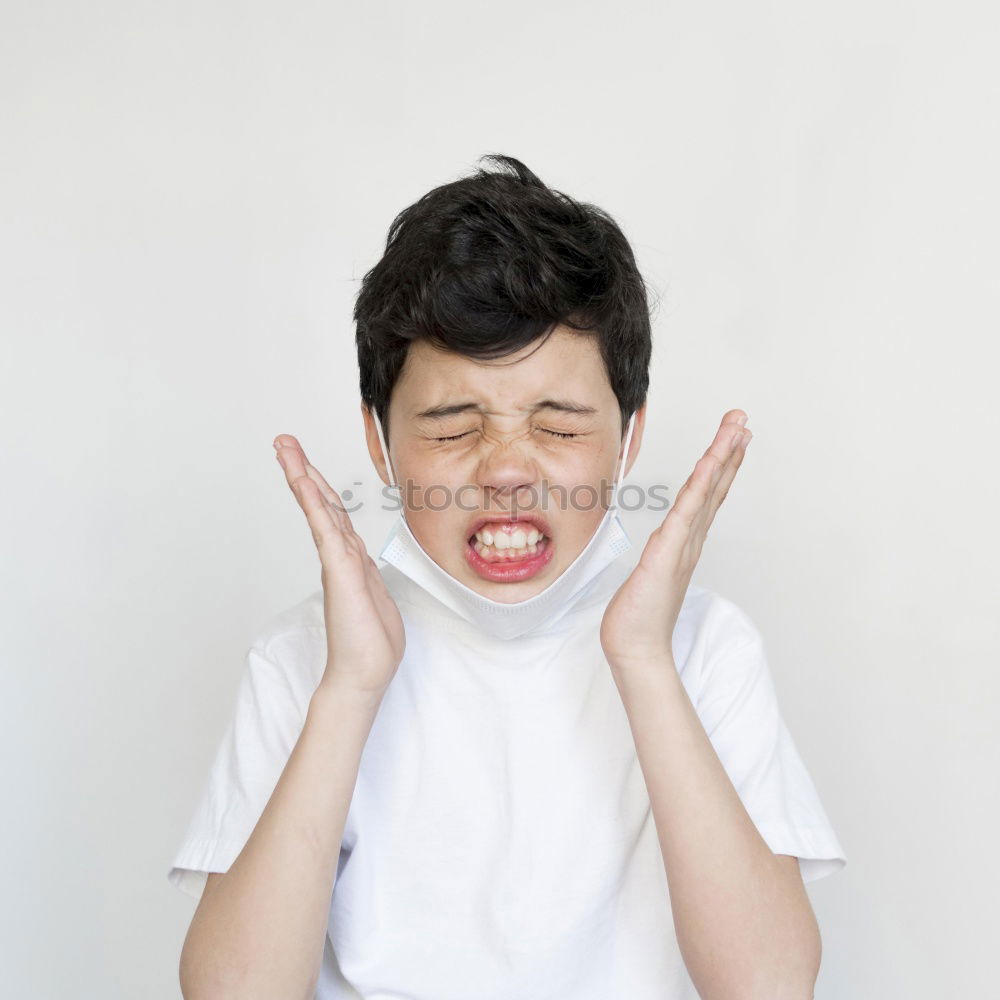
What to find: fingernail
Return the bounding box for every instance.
[735,414,748,426]
[273,438,281,449]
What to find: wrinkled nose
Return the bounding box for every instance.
[474,440,539,506]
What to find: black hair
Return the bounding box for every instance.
[354,154,655,447]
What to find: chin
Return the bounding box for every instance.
[472,573,553,604]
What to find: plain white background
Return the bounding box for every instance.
[3,1,997,996]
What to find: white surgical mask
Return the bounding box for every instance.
[374,409,637,640]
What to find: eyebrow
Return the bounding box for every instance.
[414,398,600,420]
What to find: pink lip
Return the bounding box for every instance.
[464,514,555,584]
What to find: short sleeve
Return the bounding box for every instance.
[166,640,316,902]
[694,615,848,884]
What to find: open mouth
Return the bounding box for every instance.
[464,516,555,582]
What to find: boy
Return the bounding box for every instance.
[168,154,846,999]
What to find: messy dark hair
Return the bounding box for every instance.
[354,154,655,447]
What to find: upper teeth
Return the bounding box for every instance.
[474,526,542,548]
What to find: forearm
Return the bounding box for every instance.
[179,676,383,1000]
[611,661,820,1000]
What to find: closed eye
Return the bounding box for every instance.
[434,428,581,442]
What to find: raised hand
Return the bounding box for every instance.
[274,434,405,699]
[600,410,752,674]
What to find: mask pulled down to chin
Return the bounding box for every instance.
[372,412,637,641]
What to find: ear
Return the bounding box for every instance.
[622,403,646,479]
[360,403,392,487]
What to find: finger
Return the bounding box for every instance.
[668,452,724,531]
[274,435,348,537]
[706,426,751,517]
[273,435,346,526]
[274,436,354,533]
[691,421,751,532]
[303,461,355,535]
[665,414,749,531]
[291,473,350,557]
[273,433,310,489]
[678,410,748,502]
[703,410,749,470]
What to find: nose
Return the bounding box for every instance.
[473,437,539,504]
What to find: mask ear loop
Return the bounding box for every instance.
[611,412,637,511]
[372,409,401,504]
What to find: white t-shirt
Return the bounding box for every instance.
[168,541,847,999]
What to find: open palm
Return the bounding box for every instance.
[601,410,751,674]
[274,434,405,698]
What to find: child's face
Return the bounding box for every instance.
[363,326,644,603]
